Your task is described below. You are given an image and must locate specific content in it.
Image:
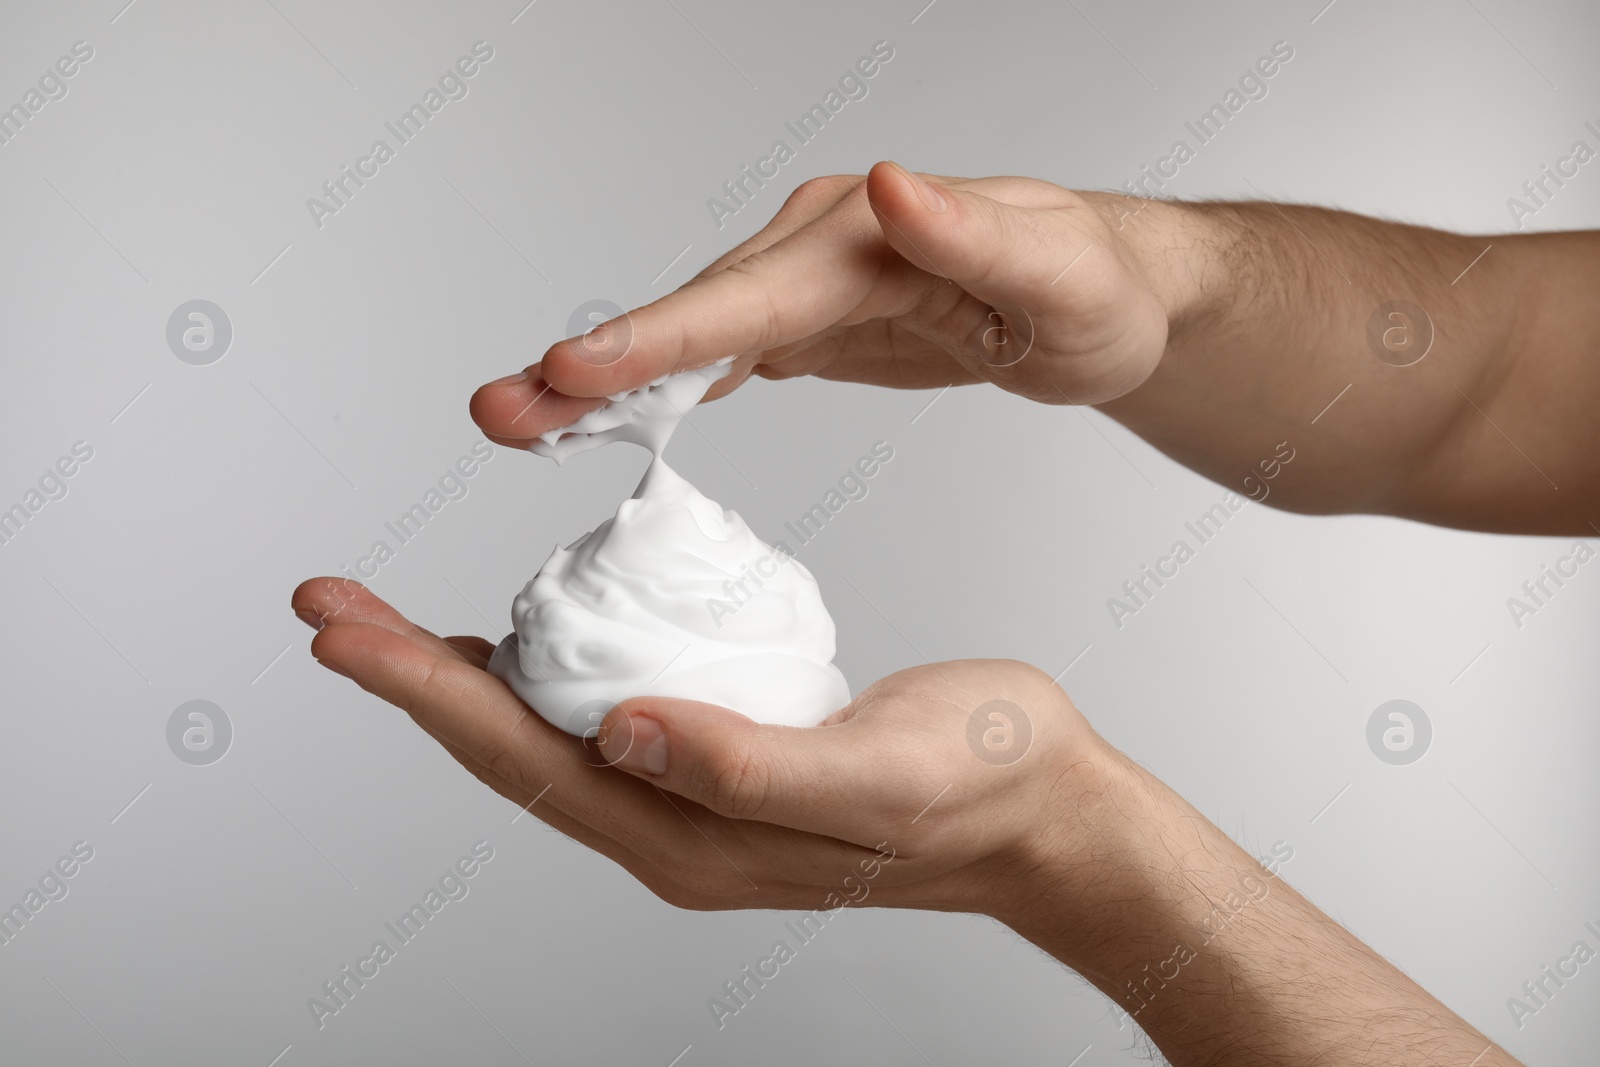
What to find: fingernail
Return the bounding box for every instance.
[317,658,354,681]
[614,714,668,775]
[894,162,945,213]
[295,608,325,631]
[488,370,528,386]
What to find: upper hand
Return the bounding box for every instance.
[470,163,1179,448]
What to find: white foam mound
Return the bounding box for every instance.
[489,357,851,736]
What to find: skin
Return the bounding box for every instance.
[293,161,1598,1063]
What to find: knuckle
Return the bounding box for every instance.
[396,656,442,719]
[753,288,786,352]
[785,173,855,212]
[463,722,538,799]
[479,742,527,795]
[717,258,787,351]
[703,742,770,821]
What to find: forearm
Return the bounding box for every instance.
[1086,194,1599,534]
[994,752,1518,1066]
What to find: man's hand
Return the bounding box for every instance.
[290,576,1114,917]
[473,163,1599,533]
[470,162,1196,445]
[291,575,1521,1065]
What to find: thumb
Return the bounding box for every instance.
[867,162,1167,403]
[867,161,1062,297]
[866,161,1079,370]
[596,698,887,844]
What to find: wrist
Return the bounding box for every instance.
[992,739,1285,983]
[995,748,1505,1063]
[1079,191,1236,351]
[987,735,1171,964]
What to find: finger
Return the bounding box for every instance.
[471,355,766,444]
[866,161,1088,310]
[595,697,906,847]
[468,368,610,446]
[444,635,496,667]
[866,161,1110,388]
[309,621,756,860]
[292,577,472,664]
[311,619,577,795]
[423,725,646,872]
[694,172,973,283]
[315,622,873,902]
[694,175,863,279]
[681,350,765,406]
[537,187,891,399]
[471,181,859,441]
[301,613,671,891]
[418,717,751,912]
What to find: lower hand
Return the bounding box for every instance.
[289,576,1126,918]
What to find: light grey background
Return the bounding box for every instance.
[2,0,1596,1064]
